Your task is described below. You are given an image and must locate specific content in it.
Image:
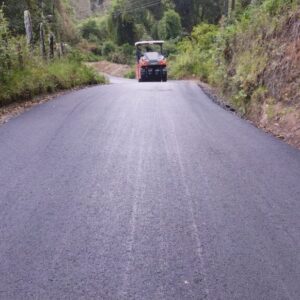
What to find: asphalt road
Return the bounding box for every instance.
[0,78,300,300]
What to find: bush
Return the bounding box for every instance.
[124,68,136,79]
[79,17,109,42]
[102,41,116,56]
[80,19,98,40]
[163,39,179,56]
[262,0,294,15]
[101,42,134,65]
[170,23,219,81]
[121,43,134,57]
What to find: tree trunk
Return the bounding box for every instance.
[228,0,236,17]
[223,0,229,16]
[60,42,65,56]
[24,10,34,52]
[49,33,55,59]
[232,0,236,11]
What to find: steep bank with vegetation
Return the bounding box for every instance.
[0,1,104,107]
[171,0,300,148]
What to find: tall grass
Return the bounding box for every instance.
[0,58,105,107]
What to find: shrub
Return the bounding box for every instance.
[79,17,109,42]
[124,68,136,79]
[101,42,134,65]
[170,23,219,81]
[102,41,116,56]
[262,0,293,15]
[163,39,179,56]
[121,43,134,57]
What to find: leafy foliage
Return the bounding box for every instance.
[170,23,218,80]
[79,17,109,42]
[158,9,182,39]
[2,0,78,42]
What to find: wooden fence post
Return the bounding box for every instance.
[24,10,34,52]
[59,42,64,57]
[39,23,46,59]
[49,32,55,59]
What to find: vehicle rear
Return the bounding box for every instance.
[138,52,167,82]
[135,41,168,82]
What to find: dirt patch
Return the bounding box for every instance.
[264,16,300,104]
[252,12,300,149]
[258,101,300,149]
[87,61,132,78]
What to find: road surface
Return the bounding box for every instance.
[0,78,300,300]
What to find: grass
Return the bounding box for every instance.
[0,58,105,107]
[124,67,136,79]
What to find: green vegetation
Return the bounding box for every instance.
[76,0,216,66]
[0,58,103,107]
[157,9,182,40]
[169,23,218,81]
[0,1,104,107]
[2,0,79,42]
[171,0,300,115]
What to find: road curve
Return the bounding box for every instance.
[0,78,300,300]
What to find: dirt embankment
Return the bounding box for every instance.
[245,12,300,149]
[86,61,132,78]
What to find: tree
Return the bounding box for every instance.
[158,9,182,40]
[172,0,223,30]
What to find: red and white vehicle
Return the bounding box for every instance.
[135,40,167,82]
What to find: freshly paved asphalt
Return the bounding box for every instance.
[0,78,300,300]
